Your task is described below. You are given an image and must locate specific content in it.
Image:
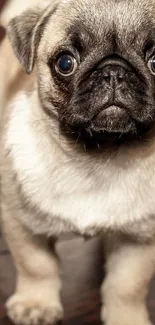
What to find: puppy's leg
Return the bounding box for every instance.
[101,238,155,325]
[3,218,63,325]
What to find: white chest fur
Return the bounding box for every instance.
[4,92,155,237]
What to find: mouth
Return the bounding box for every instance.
[90,105,136,134]
[60,105,148,148]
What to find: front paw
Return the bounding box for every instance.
[101,305,153,325]
[6,294,64,325]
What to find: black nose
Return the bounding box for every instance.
[102,65,126,86]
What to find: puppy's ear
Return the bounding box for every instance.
[7,5,57,74]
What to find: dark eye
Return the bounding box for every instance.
[55,53,78,76]
[147,55,155,75]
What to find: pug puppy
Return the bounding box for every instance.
[1,0,155,324]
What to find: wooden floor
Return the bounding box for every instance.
[1,0,155,324]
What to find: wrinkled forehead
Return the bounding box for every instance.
[39,0,155,57]
[80,0,155,30]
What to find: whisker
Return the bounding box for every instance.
[96,141,102,151]
[73,131,81,148]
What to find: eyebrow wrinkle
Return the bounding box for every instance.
[67,22,95,54]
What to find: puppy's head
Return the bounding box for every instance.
[8,0,155,147]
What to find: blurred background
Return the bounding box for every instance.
[0,0,5,40]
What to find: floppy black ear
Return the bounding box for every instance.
[7,6,55,74]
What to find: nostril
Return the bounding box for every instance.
[116,73,126,86]
[102,70,111,83]
[102,66,126,84]
[117,76,125,84]
[103,75,111,82]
